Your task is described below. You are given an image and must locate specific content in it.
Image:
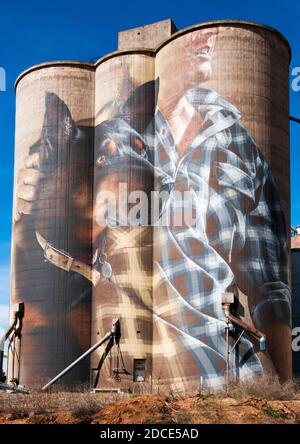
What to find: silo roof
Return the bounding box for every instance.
[14,19,291,92]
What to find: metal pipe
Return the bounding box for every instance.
[226,319,230,394]
[290,115,300,124]
[230,329,245,353]
[0,317,18,347]
[0,352,5,382]
[227,313,265,341]
[42,319,119,391]
[10,333,22,385]
[221,294,233,393]
[0,382,30,394]
[0,316,18,381]
[2,303,25,383]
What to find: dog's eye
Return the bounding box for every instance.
[96,155,109,167]
[134,137,144,154]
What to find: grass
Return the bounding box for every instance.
[222,374,300,401]
[0,374,299,423]
[0,391,128,416]
[265,404,287,418]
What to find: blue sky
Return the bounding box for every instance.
[0,0,300,334]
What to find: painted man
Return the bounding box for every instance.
[14,28,291,390]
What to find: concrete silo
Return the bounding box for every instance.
[152,21,291,390]
[7,19,292,392]
[10,62,94,388]
[91,50,155,390]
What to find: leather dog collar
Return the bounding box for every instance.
[35,231,101,287]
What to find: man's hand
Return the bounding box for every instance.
[14,153,43,222]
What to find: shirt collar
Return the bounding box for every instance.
[153,88,242,173]
[187,88,242,148]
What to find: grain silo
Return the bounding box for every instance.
[10,62,94,388]
[7,19,292,392]
[151,20,291,391]
[91,50,155,390]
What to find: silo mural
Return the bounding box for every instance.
[91,52,155,389]
[10,63,95,388]
[9,20,291,391]
[152,25,291,390]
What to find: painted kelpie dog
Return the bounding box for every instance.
[13,86,155,387]
[17,86,155,260]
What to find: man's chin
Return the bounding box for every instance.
[186,64,212,87]
[198,64,212,82]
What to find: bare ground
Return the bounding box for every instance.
[1,376,300,424]
[1,393,300,424]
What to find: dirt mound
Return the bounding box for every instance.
[92,395,173,424]
[91,394,300,424]
[0,412,82,424]
[1,393,300,424]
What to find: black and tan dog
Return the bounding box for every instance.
[12,89,155,388]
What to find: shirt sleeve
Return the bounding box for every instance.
[206,124,291,330]
[234,164,291,330]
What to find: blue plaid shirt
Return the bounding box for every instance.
[143,88,291,387]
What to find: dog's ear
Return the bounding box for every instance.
[39,92,76,172]
[120,80,156,134]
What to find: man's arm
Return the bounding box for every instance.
[208,123,292,381]
[229,141,292,381]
